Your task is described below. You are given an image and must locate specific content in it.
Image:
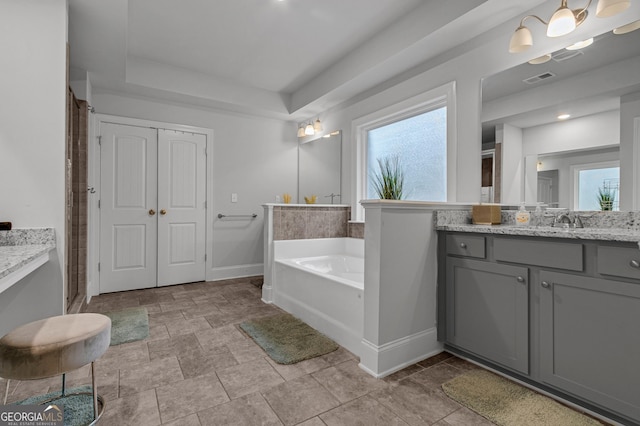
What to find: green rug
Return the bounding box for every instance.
[104,307,149,346]
[16,385,98,426]
[240,313,338,364]
[442,369,603,426]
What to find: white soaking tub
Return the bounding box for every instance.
[272,238,364,356]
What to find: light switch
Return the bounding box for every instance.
[231,193,238,203]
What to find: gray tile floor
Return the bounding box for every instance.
[2,277,497,425]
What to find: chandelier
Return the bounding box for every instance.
[509,0,631,53]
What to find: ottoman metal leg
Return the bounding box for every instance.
[91,361,98,419]
[3,379,9,405]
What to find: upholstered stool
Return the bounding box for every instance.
[0,313,111,423]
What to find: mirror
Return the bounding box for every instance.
[482,24,640,210]
[298,130,342,204]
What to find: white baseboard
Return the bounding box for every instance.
[359,328,443,378]
[207,263,263,282]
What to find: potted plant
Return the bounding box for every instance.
[370,155,405,200]
[597,187,615,211]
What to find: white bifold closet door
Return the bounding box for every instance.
[99,123,206,293]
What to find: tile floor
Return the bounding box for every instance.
[1,277,503,425]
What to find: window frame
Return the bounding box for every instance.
[353,82,457,220]
[570,160,621,210]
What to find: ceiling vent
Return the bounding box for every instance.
[523,72,556,84]
[551,49,584,62]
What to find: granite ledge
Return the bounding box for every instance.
[0,244,55,281]
[0,228,56,246]
[437,223,640,243]
[0,228,56,286]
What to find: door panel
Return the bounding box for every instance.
[539,271,640,421]
[157,129,206,286]
[100,123,158,293]
[446,257,529,374]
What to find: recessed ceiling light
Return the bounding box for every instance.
[558,113,571,120]
[566,38,594,50]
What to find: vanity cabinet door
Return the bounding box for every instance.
[539,271,640,423]
[446,257,529,374]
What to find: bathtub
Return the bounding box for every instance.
[272,238,364,356]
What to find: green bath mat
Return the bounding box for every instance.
[15,385,99,426]
[240,313,338,364]
[104,307,149,346]
[442,369,603,426]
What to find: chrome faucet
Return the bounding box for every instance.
[555,213,572,226]
[324,193,341,204]
[553,212,583,228]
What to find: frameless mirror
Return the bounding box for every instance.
[481,25,640,210]
[298,131,342,204]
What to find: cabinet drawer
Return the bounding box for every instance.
[446,234,485,258]
[597,245,640,280]
[494,238,583,271]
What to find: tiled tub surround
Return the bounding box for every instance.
[0,228,56,289]
[272,205,350,240]
[348,221,364,239]
[263,204,352,305]
[435,209,640,242]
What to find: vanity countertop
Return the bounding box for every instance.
[0,228,56,292]
[436,223,640,243]
[0,244,55,281]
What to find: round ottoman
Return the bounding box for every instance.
[0,313,111,422]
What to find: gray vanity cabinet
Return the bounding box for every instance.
[446,257,529,374]
[539,270,640,421]
[441,232,640,424]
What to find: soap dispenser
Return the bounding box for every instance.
[515,203,530,226]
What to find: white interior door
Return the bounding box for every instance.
[538,176,553,204]
[99,123,158,293]
[157,129,207,286]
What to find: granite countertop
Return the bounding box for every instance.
[0,228,56,282]
[437,223,640,243]
[0,244,55,280]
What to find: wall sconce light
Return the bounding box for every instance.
[509,0,630,53]
[304,122,315,136]
[313,118,323,133]
[297,118,324,138]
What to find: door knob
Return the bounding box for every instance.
[630,260,640,269]
[516,276,525,283]
[149,209,156,216]
[459,243,467,249]
[541,281,551,288]
[160,209,167,216]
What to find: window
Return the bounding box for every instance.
[354,82,455,218]
[366,107,447,201]
[573,162,620,210]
